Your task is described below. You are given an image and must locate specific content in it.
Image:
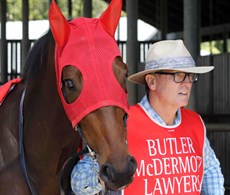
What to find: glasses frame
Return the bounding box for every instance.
[154,71,198,83]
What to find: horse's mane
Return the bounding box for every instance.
[21,30,54,81]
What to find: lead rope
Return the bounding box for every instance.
[19,87,38,195]
[74,125,107,194]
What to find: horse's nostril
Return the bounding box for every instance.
[128,156,138,174]
[102,165,109,177]
[101,164,115,182]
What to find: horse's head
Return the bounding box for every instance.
[49,0,137,190]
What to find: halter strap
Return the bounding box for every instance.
[19,86,38,195]
[75,125,96,159]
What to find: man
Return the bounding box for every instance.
[125,39,224,194]
[70,40,225,194]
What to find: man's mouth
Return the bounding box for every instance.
[179,91,187,95]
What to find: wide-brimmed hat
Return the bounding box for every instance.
[128,39,214,85]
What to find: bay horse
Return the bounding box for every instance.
[0,0,137,194]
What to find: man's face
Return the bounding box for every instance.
[153,71,193,109]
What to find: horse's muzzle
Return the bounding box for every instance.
[99,155,137,190]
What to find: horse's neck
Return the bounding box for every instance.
[23,82,80,183]
[0,83,26,181]
[24,82,73,149]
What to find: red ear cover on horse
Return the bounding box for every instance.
[100,0,122,36]
[49,0,70,47]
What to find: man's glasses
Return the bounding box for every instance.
[155,72,198,83]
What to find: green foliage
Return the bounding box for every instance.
[201,40,224,55]
[6,0,22,20]
[6,0,109,21]
[30,0,50,20]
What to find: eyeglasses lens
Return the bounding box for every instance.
[174,73,198,83]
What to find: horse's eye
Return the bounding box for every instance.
[123,113,128,128]
[63,79,75,90]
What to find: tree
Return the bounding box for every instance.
[6,0,108,21]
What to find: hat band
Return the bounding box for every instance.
[145,56,195,71]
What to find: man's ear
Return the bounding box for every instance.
[145,74,156,90]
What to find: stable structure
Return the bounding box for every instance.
[1,0,230,190]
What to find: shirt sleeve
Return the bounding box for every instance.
[201,136,225,195]
[71,154,103,195]
[71,154,122,195]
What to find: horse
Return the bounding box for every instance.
[0,0,137,194]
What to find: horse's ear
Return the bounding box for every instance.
[49,0,70,47]
[100,0,122,37]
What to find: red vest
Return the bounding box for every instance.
[124,105,204,195]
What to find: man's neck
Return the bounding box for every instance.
[148,95,178,126]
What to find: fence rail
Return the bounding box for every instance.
[3,39,230,117]
[5,39,35,80]
[206,124,230,189]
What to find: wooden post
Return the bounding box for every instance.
[22,0,30,70]
[126,0,139,105]
[83,0,92,18]
[68,0,73,20]
[0,0,7,82]
[160,0,167,40]
[184,0,199,111]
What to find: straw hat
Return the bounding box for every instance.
[128,40,214,85]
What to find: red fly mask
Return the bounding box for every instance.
[49,0,128,127]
